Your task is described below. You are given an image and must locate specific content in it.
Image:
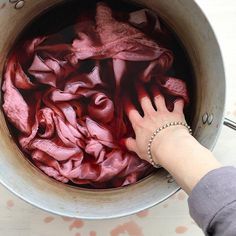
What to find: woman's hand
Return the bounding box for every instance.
[124,84,221,194]
[124,85,190,166]
[125,85,221,194]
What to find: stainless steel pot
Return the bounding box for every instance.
[0,0,235,219]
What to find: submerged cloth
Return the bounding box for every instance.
[2,3,188,188]
[188,167,236,236]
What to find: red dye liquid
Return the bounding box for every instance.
[2,0,194,188]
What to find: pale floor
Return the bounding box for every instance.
[0,0,236,235]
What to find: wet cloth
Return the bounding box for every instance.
[2,3,188,188]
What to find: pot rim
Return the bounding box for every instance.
[0,0,226,219]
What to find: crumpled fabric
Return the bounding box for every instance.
[2,2,189,188]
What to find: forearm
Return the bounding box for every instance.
[152,128,222,194]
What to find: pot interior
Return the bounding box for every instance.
[0,0,225,219]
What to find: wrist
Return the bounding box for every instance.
[149,125,222,194]
[151,126,193,166]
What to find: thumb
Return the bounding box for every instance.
[125,137,137,153]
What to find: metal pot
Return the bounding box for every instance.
[0,0,235,219]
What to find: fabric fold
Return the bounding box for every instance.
[2,2,189,188]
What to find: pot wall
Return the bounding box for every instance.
[0,0,225,219]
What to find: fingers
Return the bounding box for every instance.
[125,137,137,153]
[152,87,168,111]
[174,99,184,113]
[136,83,155,115]
[124,97,142,125]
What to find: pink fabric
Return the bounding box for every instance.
[2,3,189,188]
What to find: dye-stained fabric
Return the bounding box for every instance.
[2,2,188,188]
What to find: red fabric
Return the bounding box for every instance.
[2,3,189,188]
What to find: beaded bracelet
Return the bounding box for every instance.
[147,121,192,168]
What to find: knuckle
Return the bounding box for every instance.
[145,109,155,117]
[155,94,163,101]
[134,120,143,129]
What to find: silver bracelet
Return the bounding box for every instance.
[147,121,192,168]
